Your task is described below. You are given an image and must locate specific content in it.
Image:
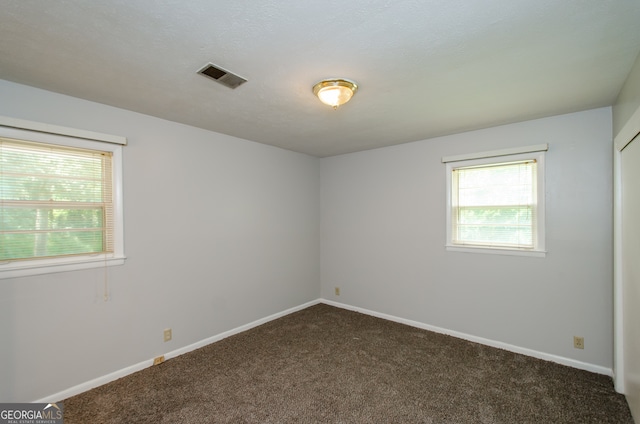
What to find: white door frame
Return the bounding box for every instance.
[613,104,640,393]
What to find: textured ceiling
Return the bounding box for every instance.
[2,1,640,157]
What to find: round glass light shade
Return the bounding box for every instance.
[312,79,358,109]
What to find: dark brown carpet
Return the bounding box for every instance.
[63,304,632,423]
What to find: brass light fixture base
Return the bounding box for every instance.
[312,78,358,109]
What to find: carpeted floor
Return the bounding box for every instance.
[63,304,633,423]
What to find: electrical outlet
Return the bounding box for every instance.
[153,355,165,365]
[574,336,584,349]
[164,328,172,342]
[335,287,340,296]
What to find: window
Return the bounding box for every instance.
[0,117,126,278]
[443,145,547,257]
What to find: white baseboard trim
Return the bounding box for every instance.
[321,299,613,377]
[35,299,321,403]
[162,299,321,362]
[37,297,611,403]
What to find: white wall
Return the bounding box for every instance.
[0,78,617,402]
[321,108,614,369]
[0,80,321,402]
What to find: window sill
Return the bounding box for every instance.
[446,245,546,258]
[0,255,127,279]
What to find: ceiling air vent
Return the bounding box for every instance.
[197,63,247,89]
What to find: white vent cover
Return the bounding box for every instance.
[197,63,247,89]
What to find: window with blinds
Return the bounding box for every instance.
[443,146,546,256]
[451,160,536,249]
[0,137,114,262]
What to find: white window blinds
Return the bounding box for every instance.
[451,160,537,249]
[0,137,114,261]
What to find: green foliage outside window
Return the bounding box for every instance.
[0,138,111,261]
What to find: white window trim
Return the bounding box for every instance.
[0,118,126,279]
[0,116,127,146]
[443,144,547,258]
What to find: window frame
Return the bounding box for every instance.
[0,117,126,279]
[443,145,547,258]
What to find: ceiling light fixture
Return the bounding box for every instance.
[312,78,358,109]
